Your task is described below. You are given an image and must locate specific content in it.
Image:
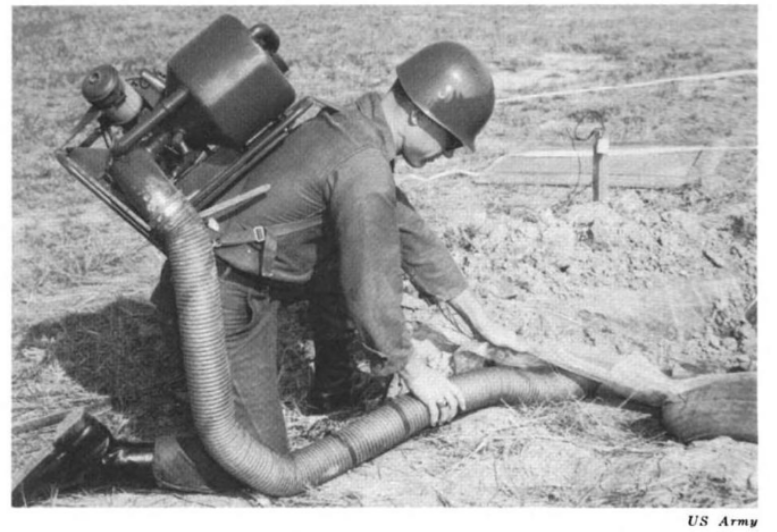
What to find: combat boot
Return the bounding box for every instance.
[12,410,156,507]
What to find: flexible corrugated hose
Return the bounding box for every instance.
[110,148,597,496]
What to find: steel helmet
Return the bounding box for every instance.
[396,41,495,151]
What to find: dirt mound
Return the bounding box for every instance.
[402,180,756,378]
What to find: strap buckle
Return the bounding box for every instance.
[211,225,266,248]
[252,226,266,243]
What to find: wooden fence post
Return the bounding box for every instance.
[592,134,609,201]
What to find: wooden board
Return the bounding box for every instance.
[479,147,703,188]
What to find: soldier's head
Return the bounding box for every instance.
[388,41,495,168]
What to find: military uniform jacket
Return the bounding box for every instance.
[215,92,468,375]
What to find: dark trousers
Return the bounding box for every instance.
[149,260,352,493]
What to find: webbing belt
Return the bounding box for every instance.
[212,214,323,278]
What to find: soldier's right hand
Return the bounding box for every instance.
[399,354,466,426]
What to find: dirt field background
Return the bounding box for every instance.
[12,5,758,511]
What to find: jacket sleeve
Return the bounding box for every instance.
[328,149,415,376]
[395,187,468,301]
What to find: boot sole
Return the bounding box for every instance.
[12,409,110,506]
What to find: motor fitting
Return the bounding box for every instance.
[81,64,143,126]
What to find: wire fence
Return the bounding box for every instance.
[495,69,757,105]
[399,68,757,188]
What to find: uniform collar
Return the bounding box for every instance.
[354,92,397,164]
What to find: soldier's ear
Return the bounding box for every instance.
[408,108,422,127]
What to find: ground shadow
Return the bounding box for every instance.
[19,297,192,439]
[18,296,316,441]
[595,392,669,440]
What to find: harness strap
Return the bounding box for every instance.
[266,214,325,238]
[212,225,266,248]
[212,214,324,278]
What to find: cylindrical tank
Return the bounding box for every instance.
[165,15,296,150]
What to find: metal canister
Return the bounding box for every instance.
[81,64,143,125]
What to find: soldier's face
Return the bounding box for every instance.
[403,111,459,168]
